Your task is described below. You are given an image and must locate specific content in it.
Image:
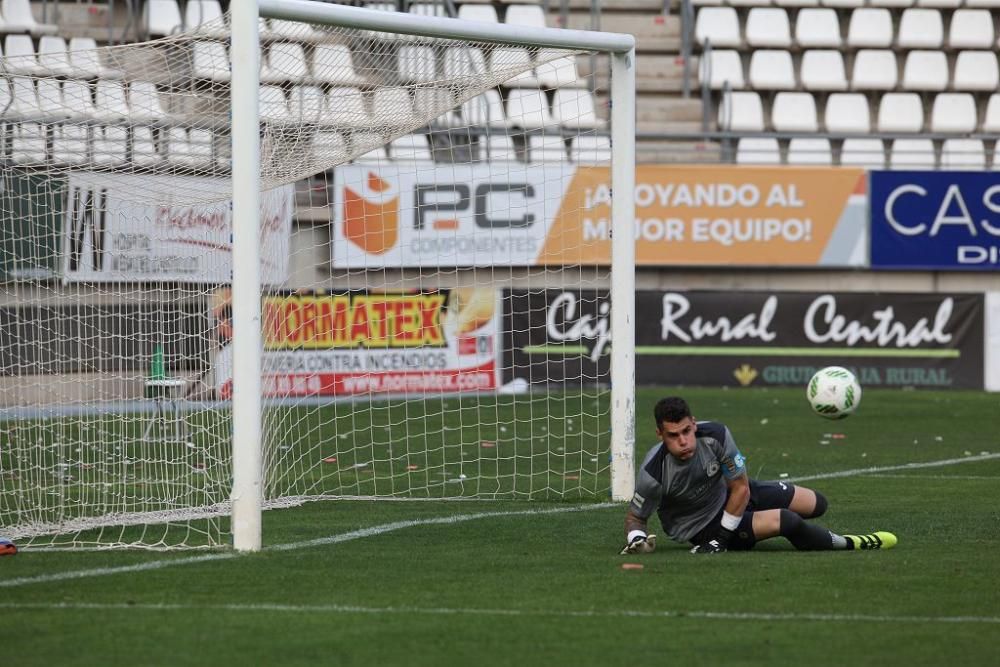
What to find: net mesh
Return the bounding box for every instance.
[0,7,617,549]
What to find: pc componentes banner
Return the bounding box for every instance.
[332,164,868,268]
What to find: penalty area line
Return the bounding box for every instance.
[0,601,998,626]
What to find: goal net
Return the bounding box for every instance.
[0,1,635,550]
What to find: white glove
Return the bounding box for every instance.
[619,532,656,555]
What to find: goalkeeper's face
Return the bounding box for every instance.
[657,416,698,462]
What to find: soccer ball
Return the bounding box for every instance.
[807,366,861,420]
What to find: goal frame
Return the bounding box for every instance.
[230,0,637,551]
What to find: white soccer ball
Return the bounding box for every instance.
[806,366,862,420]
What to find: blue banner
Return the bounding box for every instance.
[869,171,1000,270]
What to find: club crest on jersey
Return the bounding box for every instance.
[705,460,720,477]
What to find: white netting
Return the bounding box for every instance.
[0,6,618,549]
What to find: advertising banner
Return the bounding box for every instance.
[870,170,1000,270]
[503,290,984,390]
[61,173,293,284]
[214,289,500,398]
[333,164,867,268]
[0,173,64,280]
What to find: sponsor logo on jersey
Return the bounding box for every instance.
[705,460,720,477]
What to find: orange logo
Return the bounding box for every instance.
[343,171,399,255]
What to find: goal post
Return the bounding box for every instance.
[232,0,636,552]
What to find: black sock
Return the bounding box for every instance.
[779,508,835,551]
[805,491,828,519]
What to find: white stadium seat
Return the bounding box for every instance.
[822,0,864,7]
[3,34,40,76]
[352,131,388,163]
[965,0,1000,7]
[390,134,433,161]
[570,135,611,164]
[133,126,161,168]
[901,51,948,91]
[457,4,499,23]
[482,134,518,162]
[35,79,62,116]
[11,123,46,164]
[528,134,567,162]
[60,80,96,120]
[717,91,764,131]
[840,138,885,168]
[92,126,127,166]
[312,45,364,86]
[2,0,57,35]
[746,8,792,48]
[775,0,819,7]
[372,87,419,127]
[851,50,898,90]
[877,93,924,132]
[948,10,995,49]
[795,8,842,48]
[68,37,116,79]
[289,85,325,122]
[771,92,818,132]
[890,138,936,170]
[736,138,781,165]
[930,93,977,133]
[504,4,547,29]
[917,0,960,7]
[700,50,745,90]
[95,80,130,119]
[952,51,1000,91]
[311,131,346,162]
[749,50,796,89]
[193,41,230,83]
[444,48,488,79]
[787,138,832,164]
[144,0,183,36]
[940,139,986,170]
[536,51,584,88]
[870,0,914,7]
[51,124,88,166]
[695,8,741,48]
[185,0,226,35]
[897,9,944,48]
[982,94,1000,133]
[801,50,847,90]
[847,9,893,48]
[36,35,70,76]
[825,93,871,133]
[492,47,537,87]
[128,81,165,121]
[262,43,308,83]
[7,76,40,116]
[259,86,289,123]
[552,89,601,129]
[397,45,437,84]
[462,90,507,127]
[412,87,452,121]
[505,89,552,128]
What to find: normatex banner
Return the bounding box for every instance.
[333,165,868,268]
[870,171,1000,270]
[503,290,984,390]
[214,289,500,398]
[60,173,293,284]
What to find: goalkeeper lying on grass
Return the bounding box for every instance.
[621,396,896,556]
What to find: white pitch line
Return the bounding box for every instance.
[3,451,998,590]
[1,601,998,626]
[866,474,1000,481]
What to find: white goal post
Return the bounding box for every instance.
[230,0,637,551]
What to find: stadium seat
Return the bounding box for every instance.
[372,87,419,127]
[953,51,1000,91]
[132,126,161,167]
[35,78,61,115]
[775,0,819,7]
[60,80,96,120]
[795,8,842,48]
[408,3,446,19]
[736,138,781,164]
[801,50,847,90]
[570,135,612,164]
[771,92,818,132]
[412,87,453,121]
[948,9,995,49]
[940,138,986,169]
[92,126,127,166]
[965,0,1000,7]
[311,131,346,162]
[504,4,547,28]
[168,127,214,169]
[259,85,289,123]
[483,133,518,161]
[397,45,437,83]
[457,4,499,22]
[536,51,584,89]
[36,35,70,76]
[746,8,792,48]
[840,138,886,168]
[262,43,308,83]
[821,0,865,7]
[7,76,40,116]
[51,124,88,166]
[506,89,552,128]
[552,89,601,129]
[267,19,309,40]
[3,34,41,76]
[390,134,433,161]
[2,0,57,35]
[787,138,833,164]
[11,123,46,163]
[700,49,745,90]
[312,45,364,86]
[718,91,765,131]
[749,50,795,89]
[493,47,537,87]
[902,51,948,91]
[68,37,115,79]
[193,41,230,82]
[851,50,898,90]
[462,91,507,127]
[444,48,488,79]
[185,0,226,35]
[695,8,741,48]
[889,138,936,170]
[289,85,325,121]
[825,93,871,132]
[898,9,944,48]
[729,0,770,5]
[528,134,567,162]
[878,93,924,131]
[129,81,164,122]
[930,93,977,133]
[982,94,1000,132]
[917,0,960,7]
[847,9,893,48]
[869,0,914,7]
[144,0,183,37]
[352,132,388,163]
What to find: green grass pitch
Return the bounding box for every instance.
[2,386,1000,666]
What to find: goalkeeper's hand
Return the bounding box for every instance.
[619,533,656,555]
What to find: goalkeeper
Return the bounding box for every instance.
[620,396,896,555]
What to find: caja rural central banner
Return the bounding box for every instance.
[503,290,984,390]
[332,164,867,267]
[214,289,500,398]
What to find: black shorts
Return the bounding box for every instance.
[690,479,796,551]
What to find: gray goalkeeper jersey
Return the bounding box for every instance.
[628,421,747,542]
